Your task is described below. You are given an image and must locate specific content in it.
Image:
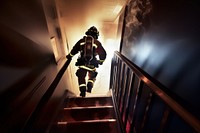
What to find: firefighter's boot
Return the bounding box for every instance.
[80,86,86,97]
[87,81,93,93]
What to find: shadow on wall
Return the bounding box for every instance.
[0,23,52,68]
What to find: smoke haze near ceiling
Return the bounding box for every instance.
[58,0,105,46]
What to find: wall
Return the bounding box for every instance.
[42,0,67,62]
[120,0,200,119]
[0,0,66,132]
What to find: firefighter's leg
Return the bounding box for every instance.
[87,71,98,93]
[76,68,87,97]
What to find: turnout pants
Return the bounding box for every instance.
[76,68,98,93]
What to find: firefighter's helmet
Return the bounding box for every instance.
[85,26,99,39]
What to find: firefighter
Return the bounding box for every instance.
[66,26,107,97]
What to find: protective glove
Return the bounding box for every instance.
[66,54,72,60]
[98,60,103,65]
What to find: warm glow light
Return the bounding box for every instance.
[90,38,118,95]
[104,39,116,60]
[50,37,59,61]
[59,0,122,96]
[113,5,122,14]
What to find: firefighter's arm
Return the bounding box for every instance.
[97,44,107,65]
[66,39,82,60]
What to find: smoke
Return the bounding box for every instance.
[57,0,105,46]
[124,0,152,47]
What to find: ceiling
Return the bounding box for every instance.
[56,0,129,47]
[58,0,128,22]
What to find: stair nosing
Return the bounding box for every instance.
[67,96,112,99]
[64,105,113,110]
[57,119,116,124]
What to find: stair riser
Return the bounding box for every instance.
[54,121,119,133]
[66,97,113,107]
[59,107,115,122]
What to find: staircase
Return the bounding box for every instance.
[50,95,120,133]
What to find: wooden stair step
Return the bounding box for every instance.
[57,106,115,122]
[49,94,120,133]
[65,96,113,108]
[50,119,119,133]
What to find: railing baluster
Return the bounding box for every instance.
[116,59,122,99]
[116,61,124,105]
[129,79,144,133]
[110,51,200,133]
[158,106,171,132]
[121,67,131,118]
[141,92,154,132]
[119,65,128,114]
[111,56,117,92]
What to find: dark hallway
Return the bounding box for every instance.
[0,0,200,133]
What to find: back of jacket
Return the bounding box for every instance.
[69,36,107,68]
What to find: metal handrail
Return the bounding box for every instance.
[111,51,200,132]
